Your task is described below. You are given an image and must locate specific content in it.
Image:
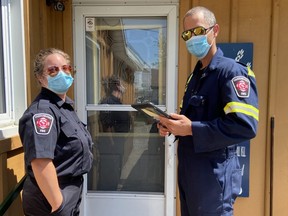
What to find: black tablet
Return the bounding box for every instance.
[131,102,172,120]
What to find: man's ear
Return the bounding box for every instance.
[213,24,220,37]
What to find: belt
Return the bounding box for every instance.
[58,175,83,184]
[27,175,83,188]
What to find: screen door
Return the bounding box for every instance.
[73,4,178,216]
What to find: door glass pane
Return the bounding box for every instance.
[85,17,167,105]
[87,110,165,193]
[86,17,167,193]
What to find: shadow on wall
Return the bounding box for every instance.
[2,167,25,215]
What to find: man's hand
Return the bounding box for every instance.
[157,113,192,137]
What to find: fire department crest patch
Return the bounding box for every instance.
[33,113,53,135]
[231,76,250,98]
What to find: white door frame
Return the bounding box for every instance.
[73,4,178,216]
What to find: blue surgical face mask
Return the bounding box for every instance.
[47,71,74,94]
[186,35,212,59]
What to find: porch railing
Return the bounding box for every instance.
[0,174,27,215]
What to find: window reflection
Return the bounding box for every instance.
[87,110,165,193]
[85,17,167,105]
[85,17,167,193]
[99,76,131,133]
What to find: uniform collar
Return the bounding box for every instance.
[110,94,121,103]
[40,87,74,107]
[206,47,224,71]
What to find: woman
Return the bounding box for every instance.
[19,48,93,215]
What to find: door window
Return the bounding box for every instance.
[86,17,167,193]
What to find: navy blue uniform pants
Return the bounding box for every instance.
[178,145,242,216]
[23,176,83,216]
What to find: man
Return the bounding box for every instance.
[97,76,131,190]
[158,6,259,216]
[99,76,130,133]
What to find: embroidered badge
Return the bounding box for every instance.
[231,76,250,98]
[33,113,54,135]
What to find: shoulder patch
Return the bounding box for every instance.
[231,76,250,98]
[33,113,54,135]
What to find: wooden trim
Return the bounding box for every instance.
[0,153,8,202]
[0,136,24,214]
[178,0,192,112]
[265,1,280,216]
[230,0,239,42]
[23,0,32,105]
[0,137,23,155]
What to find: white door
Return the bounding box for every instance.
[73,3,178,216]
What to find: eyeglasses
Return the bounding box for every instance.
[47,65,73,77]
[181,26,214,41]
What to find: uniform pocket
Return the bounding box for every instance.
[189,95,206,107]
[209,157,227,190]
[55,120,79,158]
[61,120,77,138]
[231,168,242,200]
[50,192,65,215]
[188,95,207,120]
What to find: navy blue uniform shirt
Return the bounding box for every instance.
[179,48,259,152]
[99,94,131,132]
[19,87,93,179]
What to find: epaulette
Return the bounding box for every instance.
[236,61,256,78]
[38,99,50,110]
[236,61,247,67]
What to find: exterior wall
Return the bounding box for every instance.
[0,1,74,215]
[178,1,286,216]
[268,1,288,215]
[1,0,288,215]
[26,0,74,105]
[0,137,25,215]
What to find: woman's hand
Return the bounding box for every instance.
[31,158,63,212]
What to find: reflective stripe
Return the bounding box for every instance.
[180,73,193,109]
[224,102,259,121]
[247,67,255,78]
[184,73,193,92]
